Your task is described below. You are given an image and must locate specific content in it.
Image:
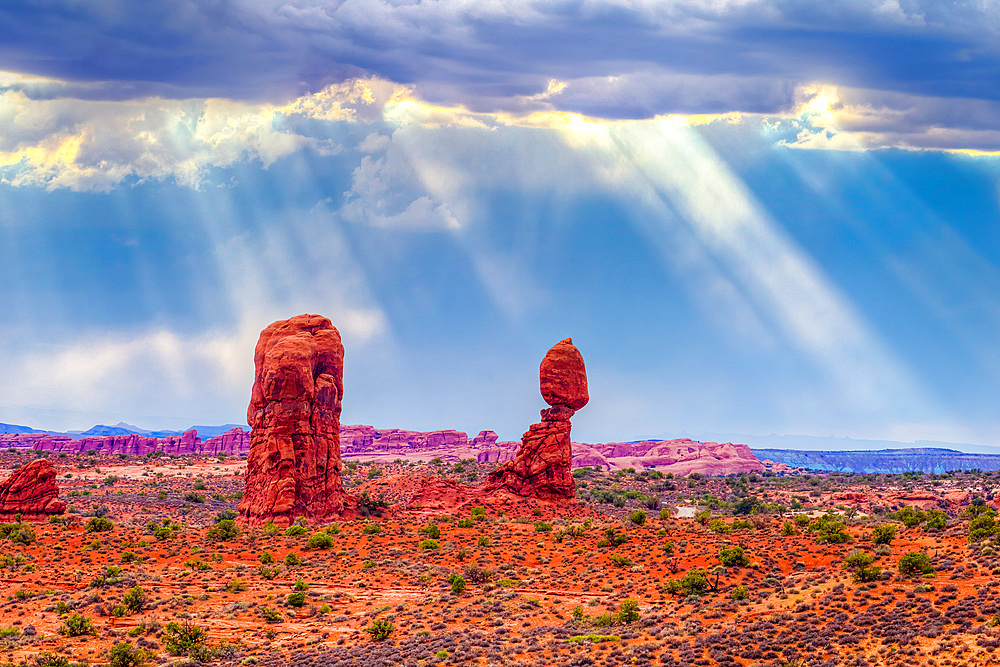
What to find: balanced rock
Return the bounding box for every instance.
[0,458,66,520]
[238,314,352,526]
[485,338,588,499]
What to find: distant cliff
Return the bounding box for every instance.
[752,447,1000,474]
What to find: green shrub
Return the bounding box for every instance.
[60,613,96,637]
[718,545,750,567]
[449,574,466,595]
[206,519,241,542]
[731,585,750,600]
[419,539,440,551]
[659,508,670,520]
[567,634,620,643]
[708,519,730,534]
[161,621,207,655]
[259,606,283,623]
[284,553,302,566]
[307,532,334,549]
[894,506,926,528]
[366,619,394,641]
[898,551,934,576]
[617,598,640,624]
[287,592,306,607]
[781,521,796,536]
[183,492,205,503]
[924,510,947,531]
[362,523,382,535]
[284,525,307,537]
[609,554,633,568]
[628,511,646,526]
[226,578,248,593]
[33,653,71,667]
[422,523,441,539]
[665,569,709,597]
[122,586,146,613]
[533,521,552,533]
[108,642,152,667]
[870,523,897,545]
[85,517,114,533]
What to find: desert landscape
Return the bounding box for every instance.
[2,314,1000,667]
[3,6,1000,666]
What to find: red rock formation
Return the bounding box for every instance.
[0,459,66,520]
[485,338,588,500]
[239,314,353,526]
[202,428,251,457]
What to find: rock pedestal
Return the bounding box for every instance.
[0,458,66,520]
[238,314,353,526]
[485,338,588,499]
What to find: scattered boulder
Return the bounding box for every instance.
[485,338,588,500]
[238,314,354,526]
[0,458,66,520]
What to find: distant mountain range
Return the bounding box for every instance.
[752,447,1000,474]
[0,421,248,441]
[692,431,1000,455]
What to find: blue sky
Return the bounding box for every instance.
[1,1,1000,447]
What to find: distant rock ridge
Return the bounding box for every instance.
[479,437,764,475]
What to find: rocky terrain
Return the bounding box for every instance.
[0,449,999,667]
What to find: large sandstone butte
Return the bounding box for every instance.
[0,458,66,520]
[485,338,588,499]
[239,314,353,526]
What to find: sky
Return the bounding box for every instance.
[2,1,1000,448]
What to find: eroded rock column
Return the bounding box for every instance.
[238,314,351,526]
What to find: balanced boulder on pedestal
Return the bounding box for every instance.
[485,338,588,500]
[238,314,353,526]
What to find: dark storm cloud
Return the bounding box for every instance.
[1,1,998,117]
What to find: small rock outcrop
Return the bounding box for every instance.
[485,338,588,499]
[238,314,353,526]
[0,459,66,520]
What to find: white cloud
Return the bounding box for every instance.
[0,77,403,191]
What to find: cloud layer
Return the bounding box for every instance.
[1,1,999,153]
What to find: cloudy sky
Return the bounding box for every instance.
[2,0,1000,447]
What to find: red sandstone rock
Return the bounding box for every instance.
[485,338,588,500]
[540,338,589,411]
[202,428,251,457]
[239,314,353,526]
[0,459,66,520]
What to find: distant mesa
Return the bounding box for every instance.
[484,337,588,500]
[0,458,65,521]
[238,314,355,527]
